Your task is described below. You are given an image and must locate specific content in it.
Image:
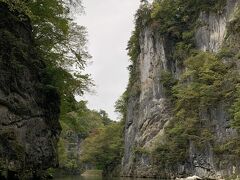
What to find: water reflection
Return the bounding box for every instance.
[54,175,155,180]
[54,176,101,180]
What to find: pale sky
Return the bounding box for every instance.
[76,0,140,120]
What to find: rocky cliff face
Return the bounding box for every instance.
[122,0,240,179]
[0,3,61,179]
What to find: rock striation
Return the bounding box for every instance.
[122,0,240,179]
[0,3,61,179]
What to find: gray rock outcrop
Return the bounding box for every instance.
[122,0,240,179]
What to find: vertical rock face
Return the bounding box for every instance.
[0,3,61,178]
[122,28,173,177]
[122,0,240,179]
[195,0,239,53]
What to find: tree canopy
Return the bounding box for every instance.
[1,0,92,103]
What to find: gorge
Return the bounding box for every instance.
[1,0,240,179]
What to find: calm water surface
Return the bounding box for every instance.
[54,175,156,180]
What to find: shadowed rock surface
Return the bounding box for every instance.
[0,3,61,179]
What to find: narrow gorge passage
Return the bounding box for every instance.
[1,0,240,180]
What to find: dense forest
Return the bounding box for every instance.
[1,0,240,179]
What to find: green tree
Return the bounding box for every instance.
[99,110,112,125]
[114,91,128,122]
[80,123,124,172]
[58,101,113,172]
[1,0,96,174]
[1,0,92,107]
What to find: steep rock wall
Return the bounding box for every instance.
[122,28,173,177]
[122,0,240,179]
[0,3,61,179]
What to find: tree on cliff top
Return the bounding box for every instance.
[1,0,92,100]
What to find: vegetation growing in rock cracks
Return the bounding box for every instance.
[153,52,239,168]
[126,0,228,108]
[128,0,227,71]
[3,0,240,177]
[125,0,240,171]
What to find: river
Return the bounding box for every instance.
[54,175,155,180]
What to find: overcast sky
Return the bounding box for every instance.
[76,0,140,120]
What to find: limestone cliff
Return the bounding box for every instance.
[0,3,61,179]
[122,0,240,179]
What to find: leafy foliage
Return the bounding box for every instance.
[1,0,92,108]
[0,0,97,175]
[58,101,113,173]
[0,0,30,15]
[160,71,177,98]
[174,52,230,109]
[99,110,112,126]
[127,0,227,74]
[61,101,105,136]
[228,7,240,33]
[115,91,128,122]
[125,0,240,169]
[153,51,240,167]
[80,123,124,172]
[231,86,240,133]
